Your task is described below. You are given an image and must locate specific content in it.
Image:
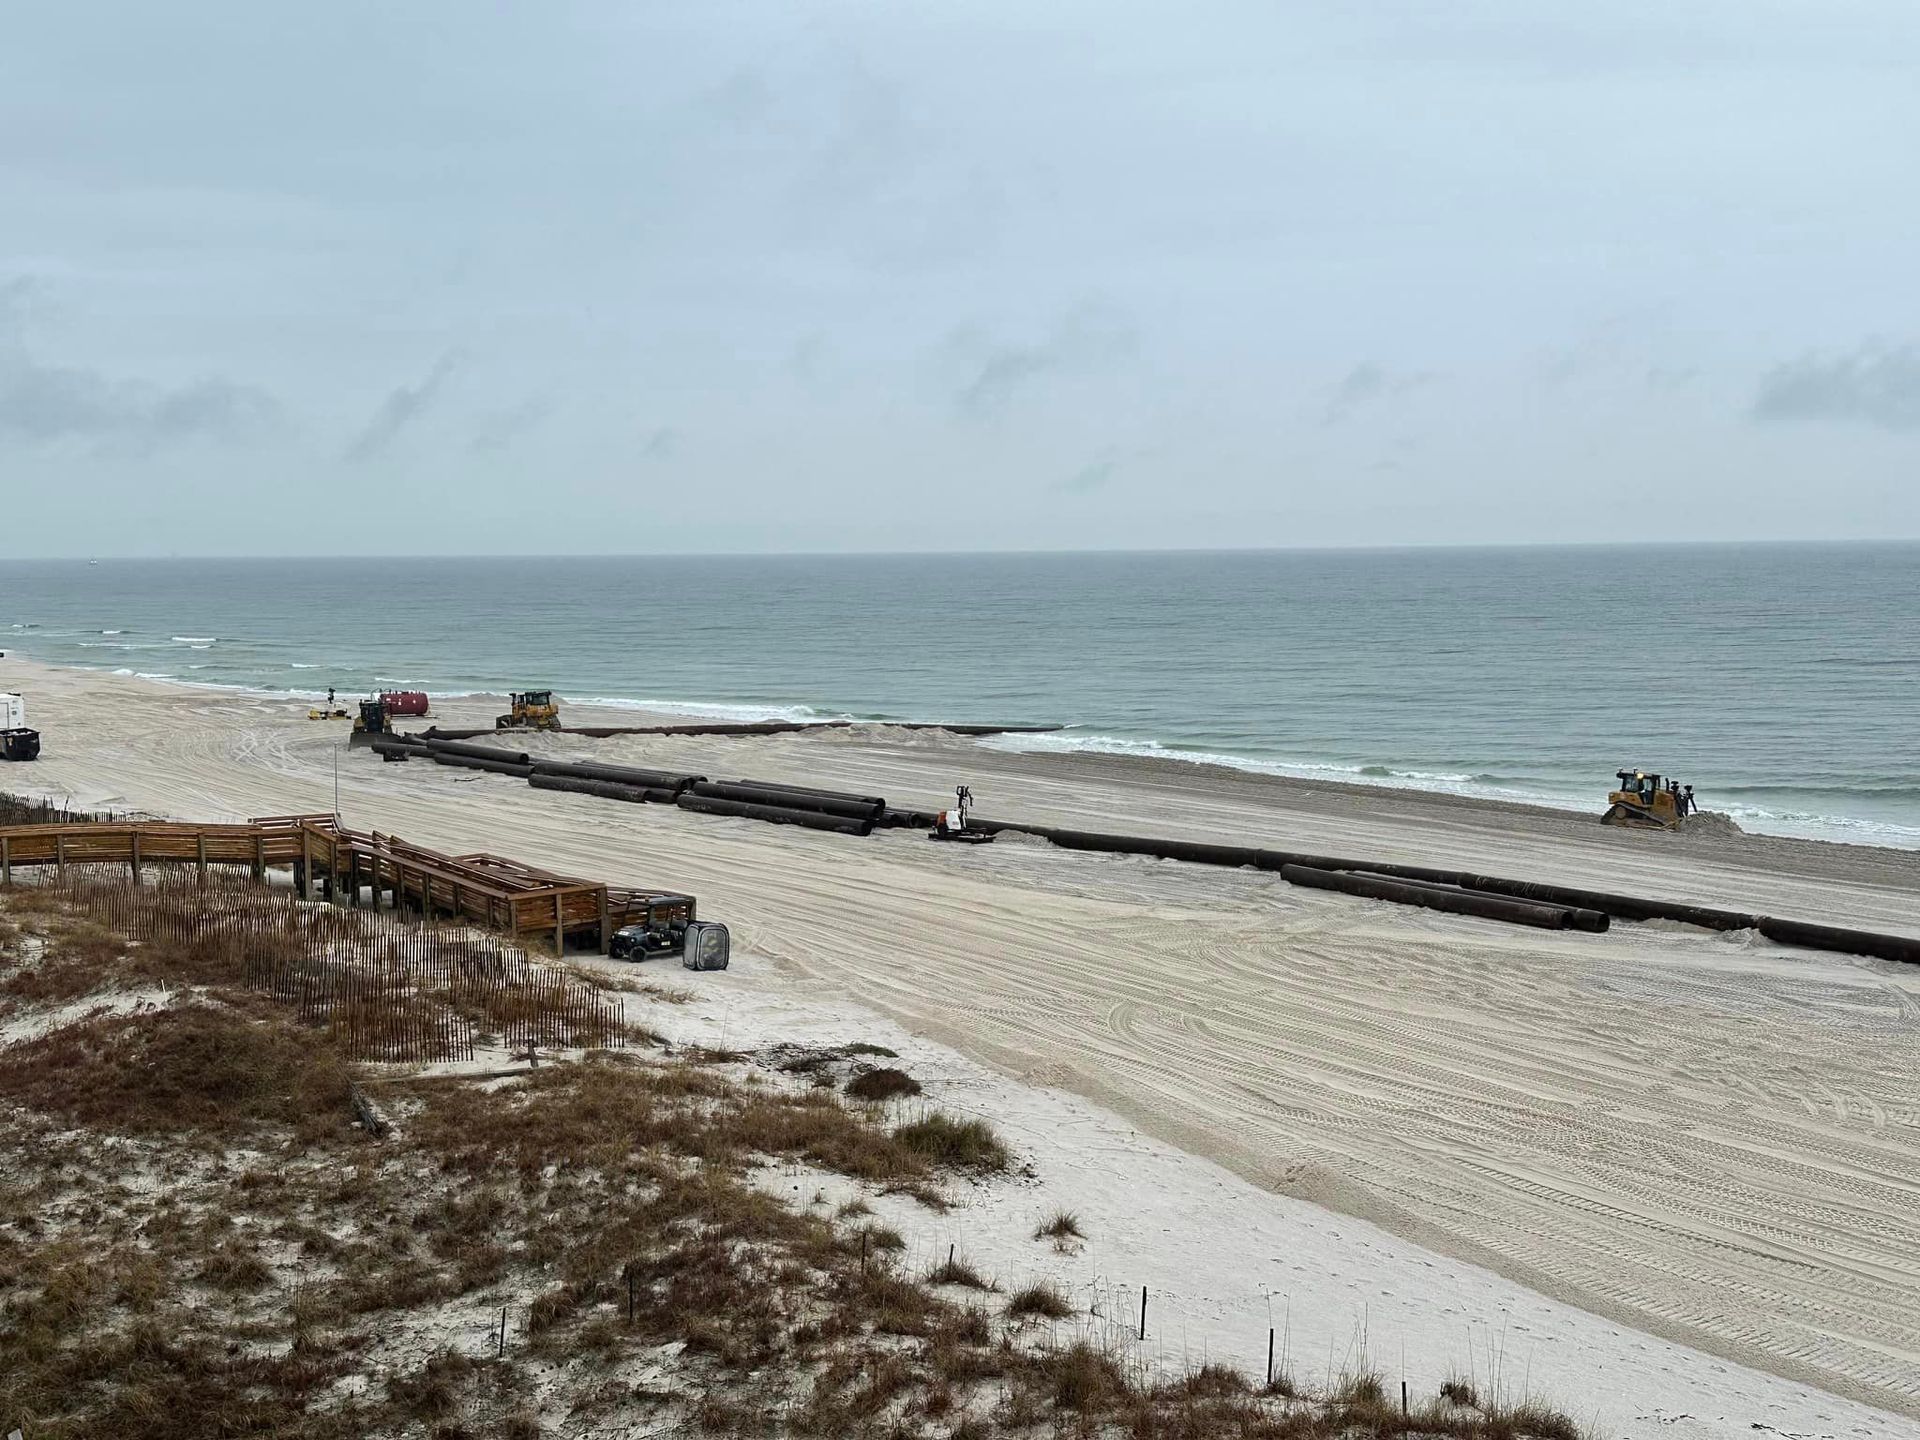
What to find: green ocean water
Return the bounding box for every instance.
[2,544,1916,847]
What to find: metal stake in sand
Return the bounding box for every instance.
[1139,1285,1148,1341]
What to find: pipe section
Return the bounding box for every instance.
[676,794,874,837]
[1280,864,1583,931]
[685,779,884,822]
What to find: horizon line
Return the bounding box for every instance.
[5,536,1919,563]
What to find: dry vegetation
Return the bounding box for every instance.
[1033,1210,1085,1246]
[0,861,1589,1439]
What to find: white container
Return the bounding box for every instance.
[0,694,23,731]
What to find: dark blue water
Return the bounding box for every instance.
[3,545,1916,846]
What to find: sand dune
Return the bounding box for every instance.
[8,658,1920,1419]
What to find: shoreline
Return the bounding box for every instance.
[8,651,1919,852]
[5,657,1920,1422]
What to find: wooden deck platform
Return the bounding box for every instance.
[0,815,691,954]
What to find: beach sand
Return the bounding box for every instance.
[7,657,1920,1427]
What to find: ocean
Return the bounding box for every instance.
[2,545,1916,847]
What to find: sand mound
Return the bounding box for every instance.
[1686,811,1745,838]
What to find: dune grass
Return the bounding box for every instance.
[0,875,1590,1440]
[892,1110,1010,1171]
[844,1065,922,1101]
[1005,1281,1075,1320]
[1033,1207,1085,1242]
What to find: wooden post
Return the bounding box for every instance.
[1139,1286,1147,1341]
[55,830,66,881]
[597,886,611,955]
[196,833,208,886]
[252,832,265,882]
[450,881,462,925]
[1,835,10,886]
[553,890,565,957]
[300,828,314,900]
[129,831,142,883]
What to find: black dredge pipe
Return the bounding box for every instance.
[1349,871,1611,933]
[719,777,888,810]
[967,821,1444,878]
[530,760,704,794]
[420,720,1062,740]
[1757,917,1920,967]
[1452,874,1759,932]
[400,755,1920,962]
[421,738,533,767]
[677,793,875,837]
[943,820,1920,962]
[1280,864,1585,931]
[430,752,534,778]
[686,779,885,823]
[529,773,675,805]
[966,819,1269,868]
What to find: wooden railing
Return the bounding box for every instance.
[0,816,328,884]
[0,814,691,955]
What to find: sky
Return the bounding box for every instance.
[2,1,1918,556]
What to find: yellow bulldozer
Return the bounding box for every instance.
[347,698,391,747]
[1602,769,1695,830]
[496,689,562,731]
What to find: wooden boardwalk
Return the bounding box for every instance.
[0,815,691,954]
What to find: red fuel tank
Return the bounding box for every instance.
[380,690,430,716]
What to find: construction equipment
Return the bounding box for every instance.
[1602,769,1694,830]
[380,690,431,717]
[348,698,392,748]
[496,690,562,731]
[308,707,349,720]
[1,693,40,762]
[929,785,992,844]
[608,893,727,968]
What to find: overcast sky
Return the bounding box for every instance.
[3,1,1917,556]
